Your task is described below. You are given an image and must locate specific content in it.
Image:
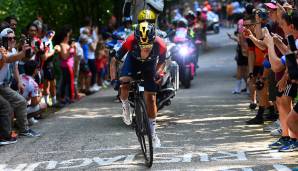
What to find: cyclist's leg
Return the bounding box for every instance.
[142,61,161,147]
[142,61,158,119]
[119,54,135,125]
[119,54,135,101]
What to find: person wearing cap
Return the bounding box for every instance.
[0,28,41,140]
[42,30,57,106]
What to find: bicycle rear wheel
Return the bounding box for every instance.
[135,98,153,167]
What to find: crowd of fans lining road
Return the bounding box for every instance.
[0,15,120,145]
[228,0,298,152]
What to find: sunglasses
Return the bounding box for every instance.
[7,37,16,41]
[139,44,153,49]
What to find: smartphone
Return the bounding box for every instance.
[287,35,297,52]
[0,37,9,50]
[286,53,298,80]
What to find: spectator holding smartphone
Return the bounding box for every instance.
[0,28,41,139]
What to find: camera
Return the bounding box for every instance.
[285,35,298,80]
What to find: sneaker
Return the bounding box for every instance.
[93,84,101,91]
[89,85,98,92]
[246,117,263,125]
[19,129,41,137]
[152,134,161,148]
[279,140,298,152]
[0,136,17,145]
[122,102,132,125]
[249,103,257,110]
[103,80,110,87]
[241,88,247,92]
[270,128,282,136]
[232,90,240,94]
[28,117,39,126]
[269,137,290,149]
[102,84,108,89]
[264,120,280,132]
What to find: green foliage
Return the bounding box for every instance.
[0,0,124,35]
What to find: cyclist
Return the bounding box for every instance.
[110,21,166,148]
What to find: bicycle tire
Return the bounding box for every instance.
[135,97,153,167]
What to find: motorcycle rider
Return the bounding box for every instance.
[110,21,167,148]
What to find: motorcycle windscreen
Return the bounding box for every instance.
[173,28,188,43]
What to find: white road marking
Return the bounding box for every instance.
[57,158,93,169]
[32,146,183,155]
[23,161,57,171]
[211,151,247,161]
[0,164,27,171]
[273,164,292,171]
[93,155,126,166]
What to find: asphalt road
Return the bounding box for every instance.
[1,28,298,171]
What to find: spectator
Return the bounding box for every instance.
[87,27,100,92]
[95,41,109,88]
[21,60,47,124]
[0,28,41,137]
[78,34,92,95]
[4,16,18,32]
[42,30,57,106]
[0,48,17,145]
[73,37,84,100]
[54,25,76,105]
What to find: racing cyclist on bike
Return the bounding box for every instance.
[110,21,166,148]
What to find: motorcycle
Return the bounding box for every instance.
[156,38,179,110]
[171,27,196,88]
[206,11,220,34]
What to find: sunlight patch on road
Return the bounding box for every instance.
[173,116,252,124]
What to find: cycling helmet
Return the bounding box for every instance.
[186,10,196,21]
[146,0,164,13]
[135,21,156,46]
[138,9,157,23]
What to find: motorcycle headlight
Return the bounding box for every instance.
[179,48,189,56]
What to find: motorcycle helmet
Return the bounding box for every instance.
[123,16,132,24]
[138,9,157,24]
[177,18,188,28]
[135,21,156,46]
[186,10,196,26]
[186,10,196,21]
[146,0,164,13]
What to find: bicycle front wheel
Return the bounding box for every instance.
[135,98,153,167]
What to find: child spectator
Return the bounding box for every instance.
[95,41,109,88]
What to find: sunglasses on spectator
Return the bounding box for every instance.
[7,37,16,41]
